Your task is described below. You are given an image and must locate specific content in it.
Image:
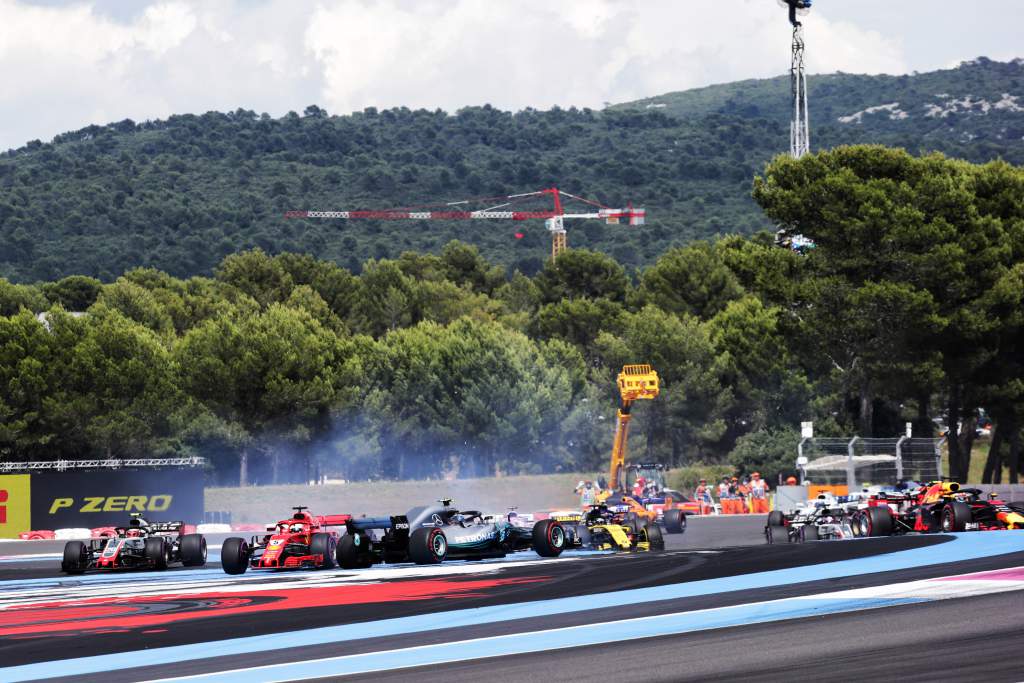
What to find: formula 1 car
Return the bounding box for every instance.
[553,502,665,552]
[850,482,1024,536]
[336,500,565,567]
[764,493,858,543]
[221,506,351,574]
[61,514,207,574]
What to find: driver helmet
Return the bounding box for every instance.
[127,529,143,538]
[289,523,305,533]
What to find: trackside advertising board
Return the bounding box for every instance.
[0,474,32,537]
[13,469,203,534]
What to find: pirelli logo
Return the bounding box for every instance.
[0,475,31,536]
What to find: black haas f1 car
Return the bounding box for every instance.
[336,500,565,567]
[553,502,665,552]
[221,507,350,574]
[61,514,207,574]
[850,481,1024,536]
[764,494,856,544]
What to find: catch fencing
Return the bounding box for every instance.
[797,436,943,489]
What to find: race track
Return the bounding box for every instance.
[3,517,1023,682]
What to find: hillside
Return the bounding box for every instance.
[2,58,1022,283]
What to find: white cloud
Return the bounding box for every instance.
[0,0,1015,151]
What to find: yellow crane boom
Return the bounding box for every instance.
[608,365,660,492]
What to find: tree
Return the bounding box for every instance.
[636,242,745,319]
[215,249,294,308]
[534,249,629,303]
[754,147,1023,479]
[0,279,47,316]
[175,304,359,484]
[41,275,102,311]
[728,427,801,483]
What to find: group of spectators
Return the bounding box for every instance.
[693,473,772,514]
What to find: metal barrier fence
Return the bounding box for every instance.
[797,437,943,488]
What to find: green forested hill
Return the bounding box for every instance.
[1,58,1022,283]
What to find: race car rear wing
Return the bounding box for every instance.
[314,514,353,527]
[347,516,395,532]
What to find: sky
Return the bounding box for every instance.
[0,0,1021,152]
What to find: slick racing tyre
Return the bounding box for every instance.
[766,525,789,544]
[800,525,819,542]
[641,523,665,551]
[532,519,567,557]
[62,540,88,574]
[221,537,250,575]
[942,501,973,532]
[409,527,448,564]
[310,532,337,569]
[767,510,786,527]
[145,537,169,570]
[180,534,207,567]
[862,507,893,537]
[337,533,374,569]
[663,509,687,534]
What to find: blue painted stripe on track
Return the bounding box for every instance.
[5,531,1024,682]
[156,596,928,682]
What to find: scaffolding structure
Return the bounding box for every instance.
[797,437,943,488]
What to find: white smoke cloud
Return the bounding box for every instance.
[0,0,1010,151]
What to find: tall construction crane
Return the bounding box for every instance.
[285,187,645,261]
[779,0,812,159]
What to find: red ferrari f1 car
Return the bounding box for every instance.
[221,506,350,574]
[61,514,207,574]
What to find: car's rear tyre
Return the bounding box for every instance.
[221,537,249,575]
[942,501,972,532]
[642,523,665,551]
[767,510,786,527]
[337,533,374,568]
[145,537,169,570]
[180,534,207,567]
[863,507,893,537]
[766,525,789,544]
[532,519,566,557]
[62,540,88,574]
[310,532,337,569]
[800,525,819,542]
[622,513,640,536]
[664,509,686,534]
[409,527,447,564]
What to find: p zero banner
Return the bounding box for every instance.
[26,469,204,531]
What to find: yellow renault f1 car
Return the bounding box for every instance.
[552,503,665,552]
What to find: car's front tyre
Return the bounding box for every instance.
[221,537,249,575]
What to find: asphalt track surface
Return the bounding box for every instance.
[2,517,1024,682]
